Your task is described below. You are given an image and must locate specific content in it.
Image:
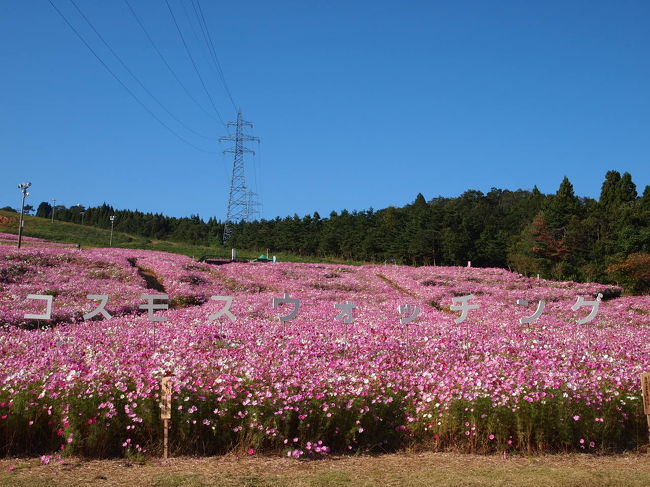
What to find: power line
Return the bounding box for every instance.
[123,0,221,124]
[178,0,210,56]
[68,0,215,141]
[48,0,217,154]
[180,0,206,49]
[252,139,262,219]
[192,0,237,111]
[186,1,216,73]
[164,0,226,126]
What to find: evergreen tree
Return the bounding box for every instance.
[642,186,650,208]
[544,176,581,230]
[599,170,621,208]
[617,172,637,204]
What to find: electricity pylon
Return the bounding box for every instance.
[219,109,260,243]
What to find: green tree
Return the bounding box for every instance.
[544,176,581,231]
[599,170,622,208]
[405,193,434,265]
[36,202,52,218]
[617,172,637,204]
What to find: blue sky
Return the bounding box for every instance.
[1,0,649,220]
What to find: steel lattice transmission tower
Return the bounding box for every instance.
[220,109,260,243]
[245,190,262,221]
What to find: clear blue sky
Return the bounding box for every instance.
[1,0,649,220]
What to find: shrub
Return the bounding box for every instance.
[606,253,650,294]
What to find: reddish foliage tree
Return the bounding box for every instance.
[606,253,650,294]
[530,214,568,261]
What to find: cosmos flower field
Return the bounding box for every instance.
[0,239,649,457]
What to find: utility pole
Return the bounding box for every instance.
[17,182,32,249]
[219,109,260,243]
[76,204,85,225]
[51,198,56,223]
[109,215,116,246]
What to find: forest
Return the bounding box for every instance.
[26,170,650,293]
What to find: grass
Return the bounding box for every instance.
[0,211,362,264]
[0,452,649,487]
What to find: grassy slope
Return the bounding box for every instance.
[0,210,361,264]
[1,452,649,487]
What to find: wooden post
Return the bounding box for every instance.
[161,376,172,460]
[163,418,169,460]
[642,373,650,437]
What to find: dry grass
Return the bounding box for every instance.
[1,451,649,487]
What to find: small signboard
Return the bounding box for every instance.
[161,376,172,420]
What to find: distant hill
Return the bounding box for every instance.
[7,170,650,291]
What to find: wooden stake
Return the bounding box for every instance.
[642,373,650,434]
[163,418,169,460]
[161,376,172,460]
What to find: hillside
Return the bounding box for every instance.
[0,210,357,264]
[19,170,650,291]
[1,240,648,457]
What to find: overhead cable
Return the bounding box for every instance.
[123,0,222,124]
[48,0,217,154]
[193,0,238,111]
[164,0,227,126]
[69,0,215,140]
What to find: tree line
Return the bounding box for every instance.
[29,170,650,292]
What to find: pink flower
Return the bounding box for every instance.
[247,448,255,455]
[289,449,303,459]
[0,251,647,457]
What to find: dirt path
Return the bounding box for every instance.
[1,451,649,487]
